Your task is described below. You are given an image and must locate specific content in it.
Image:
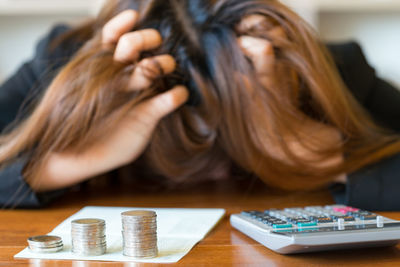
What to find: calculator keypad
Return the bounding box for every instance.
[241,205,382,229]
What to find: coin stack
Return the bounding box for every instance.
[121,210,158,258]
[71,218,106,256]
[27,235,63,253]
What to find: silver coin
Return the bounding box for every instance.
[125,247,158,251]
[71,218,106,256]
[29,244,63,253]
[121,227,157,232]
[123,251,158,256]
[29,244,63,250]
[72,246,107,250]
[122,232,157,237]
[71,227,105,232]
[27,235,62,246]
[71,219,105,227]
[122,224,157,228]
[124,248,157,251]
[123,226,156,229]
[123,239,157,245]
[123,242,158,247]
[72,247,106,256]
[27,235,64,254]
[28,240,63,247]
[71,244,107,248]
[71,236,106,240]
[122,222,156,227]
[121,210,156,217]
[122,216,156,220]
[122,229,156,234]
[124,250,158,254]
[72,242,107,248]
[72,218,105,224]
[123,252,158,257]
[123,241,157,245]
[122,220,157,225]
[123,250,158,258]
[123,238,157,243]
[120,210,158,259]
[122,218,157,222]
[71,234,105,238]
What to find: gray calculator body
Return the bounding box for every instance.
[230,205,400,254]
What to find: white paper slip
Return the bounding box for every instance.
[15,206,225,263]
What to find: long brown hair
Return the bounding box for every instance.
[1,0,400,191]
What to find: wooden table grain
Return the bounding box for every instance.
[1,177,400,266]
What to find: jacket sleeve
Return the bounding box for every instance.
[328,42,400,132]
[328,42,400,210]
[0,25,73,209]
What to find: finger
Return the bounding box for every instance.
[135,85,189,122]
[238,36,275,88]
[114,29,162,62]
[102,10,139,45]
[269,26,286,40]
[237,14,275,33]
[129,55,177,91]
[237,14,287,41]
[238,36,274,74]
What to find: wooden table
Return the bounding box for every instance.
[2,177,400,266]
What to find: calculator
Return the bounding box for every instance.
[230,205,400,254]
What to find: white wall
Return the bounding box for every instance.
[283,0,400,88]
[0,0,102,83]
[319,11,400,88]
[0,15,87,82]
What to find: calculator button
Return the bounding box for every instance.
[332,206,360,214]
[337,218,345,230]
[376,216,384,227]
[360,215,378,220]
[332,208,348,215]
[346,207,360,212]
[297,222,318,227]
[268,219,286,224]
[313,217,333,223]
[267,217,282,221]
[262,219,283,226]
[337,216,356,221]
[265,220,287,226]
[328,211,348,218]
[272,223,293,229]
[290,218,311,223]
[328,215,356,221]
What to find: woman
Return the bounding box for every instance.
[1,0,400,209]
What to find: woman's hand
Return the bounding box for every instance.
[28,10,189,192]
[237,14,286,90]
[237,15,347,183]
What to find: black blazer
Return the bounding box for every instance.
[1,25,399,209]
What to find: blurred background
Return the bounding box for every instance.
[0,0,399,89]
